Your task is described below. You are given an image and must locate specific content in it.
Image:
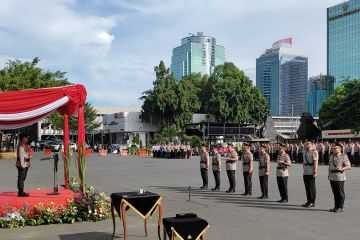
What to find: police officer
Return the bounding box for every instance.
[302,141,318,208]
[199,143,210,190]
[258,144,270,199]
[16,134,31,197]
[241,143,254,196]
[211,148,221,191]
[276,143,292,203]
[328,142,352,213]
[226,143,238,193]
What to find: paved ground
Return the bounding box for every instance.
[1,153,360,240]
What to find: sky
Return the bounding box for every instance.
[0,0,343,107]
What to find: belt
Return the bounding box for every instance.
[226,161,234,164]
[277,167,287,170]
[304,163,314,166]
[331,170,344,173]
[243,162,250,165]
[259,166,265,169]
[212,164,218,166]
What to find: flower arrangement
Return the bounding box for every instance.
[0,210,25,228]
[73,186,111,222]
[0,186,111,229]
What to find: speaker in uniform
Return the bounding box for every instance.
[328,142,352,213]
[276,143,292,203]
[302,141,318,208]
[16,134,31,197]
[226,144,238,193]
[241,143,254,196]
[211,148,221,191]
[199,143,210,189]
[258,145,270,199]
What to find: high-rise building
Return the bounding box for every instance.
[170,32,225,80]
[307,75,335,117]
[327,0,360,85]
[256,38,308,116]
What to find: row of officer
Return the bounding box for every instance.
[199,141,352,213]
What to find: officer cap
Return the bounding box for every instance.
[260,144,267,148]
[333,142,342,148]
[279,143,287,148]
[243,142,250,147]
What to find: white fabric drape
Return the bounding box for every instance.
[0,96,69,121]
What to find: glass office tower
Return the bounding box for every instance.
[256,38,308,116]
[171,32,225,80]
[327,0,360,85]
[307,75,335,117]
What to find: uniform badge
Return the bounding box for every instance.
[187,234,192,239]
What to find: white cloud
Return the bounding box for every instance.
[0,0,343,106]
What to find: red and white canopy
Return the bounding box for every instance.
[0,84,86,130]
[0,84,87,189]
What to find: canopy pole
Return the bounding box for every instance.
[63,114,69,189]
[77,104,86,191]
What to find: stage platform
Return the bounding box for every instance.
[0,189,79,212]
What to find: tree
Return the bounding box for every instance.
[140,61,178,127]
[48,102,101,133]
[0,58,70,91]
[319,79,360,133]
[0,58,100,134]
[297,113,321,140]
[176,75,202,127]
[207,62,269,125]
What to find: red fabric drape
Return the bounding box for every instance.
[63,114,69,189]
[0,85,86,115]
[0,84,87,130]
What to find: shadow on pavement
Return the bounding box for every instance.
[152,185,329,212]
[59,232,127,240]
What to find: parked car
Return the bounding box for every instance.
[70,143,77,151]
[49,141,62,152]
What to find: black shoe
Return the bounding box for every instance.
[330,208,341,213]
[226,189,235,193]
[263,196,269,199]
[211,187,220,191]
[302,202,310,207]
[200,186,208,190]
[258,196,264,199]
[307,203,315,208]
[278,199,288,203]
[17,192,29,197]
[241,192,248,196]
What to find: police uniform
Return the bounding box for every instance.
[180,144,186,159]
[211,151,221,191]
[226,148,238,193]
[200,150,209,189]
[186,144,192,159]
[276,145,291,203]
[302,145,318,207]
[258,150,270,199]
[241,148,254,196]
[324,142,331,164]
[16,143,30,197]
[355,143,360,166]
[328,145,351,212]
